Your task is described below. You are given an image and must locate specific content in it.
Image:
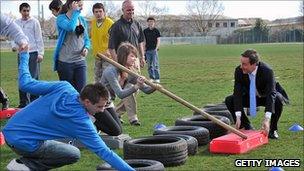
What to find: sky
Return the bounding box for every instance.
[0,0,302,21]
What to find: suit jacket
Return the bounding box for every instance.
[233,62,276,113]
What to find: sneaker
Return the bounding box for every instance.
[7,159,30,171]
[119,118,124,124]
[154,79,160,83]
[130,120,141,126]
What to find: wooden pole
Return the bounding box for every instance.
[97,53,248,139]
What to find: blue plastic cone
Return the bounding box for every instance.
[154,123,166,130]
[269,167,284,171]
[289,124,304,132]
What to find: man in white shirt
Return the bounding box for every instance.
[12,3,44,108]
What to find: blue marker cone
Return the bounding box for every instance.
[269,167,284,171]
[154,123,166,130]
[289,124,304,132]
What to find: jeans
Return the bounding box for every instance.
[145,50,160,80]
[18,52,40,107]
[8,140,80,170]
[94,107,122,136]
[57,60,87,93]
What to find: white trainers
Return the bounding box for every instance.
[154,79,160,83]
[7,159,30,171]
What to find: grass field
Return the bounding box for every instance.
[0,43,303,170]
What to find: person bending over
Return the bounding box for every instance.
[3,51,133,171]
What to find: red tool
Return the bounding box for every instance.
[0,108,19,120]
[0,132,5,146]
[209,130,268,154]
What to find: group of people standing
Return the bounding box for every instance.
[1,0,288,170]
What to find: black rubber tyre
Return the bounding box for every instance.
[96,159,165,171]
[200,109,234,124]
[153,125,209,146]
[154,134,198,155]
[202,103,226,109]
[123,136,188,166]
[175,115,231,139]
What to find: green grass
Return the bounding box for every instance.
[0,43,303,170]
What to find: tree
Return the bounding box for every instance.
[137,0,168,20]
[300,0,304,15]
[252,18,269,43]
[185,0,224,36]
[102,1,121,20]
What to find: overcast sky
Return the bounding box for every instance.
[0,0,302,21]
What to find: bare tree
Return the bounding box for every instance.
[300,0,304,15]
[102,1,121,20]
[136,0,168,20]
[186,0,224,36]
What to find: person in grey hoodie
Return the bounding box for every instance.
[97,42,155,129]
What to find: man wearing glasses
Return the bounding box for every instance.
[12,3,44,108]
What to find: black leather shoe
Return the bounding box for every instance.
[130,120,141,126]
[244,124,255,130]
[2,100,9,110]
[268,130,279,139]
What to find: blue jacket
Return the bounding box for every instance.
[3,52,133,171]
[53,10,91,71]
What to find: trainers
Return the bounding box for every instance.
[154,79,160,83]
[130,120,141,126]
[7,159,30,171]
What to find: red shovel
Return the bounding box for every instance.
[97,53,268,154]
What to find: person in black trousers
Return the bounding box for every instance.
[225,49,289,139]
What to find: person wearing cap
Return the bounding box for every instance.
[225,49,289,139]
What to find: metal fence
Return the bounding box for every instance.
[0,36,218,50]
[160,36,217,45]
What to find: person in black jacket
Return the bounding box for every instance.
[225,49,289,139]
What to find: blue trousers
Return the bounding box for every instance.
[145,50,160,80]
[18,52,40,107]
[57,60,87,93]
[8,140,80,170]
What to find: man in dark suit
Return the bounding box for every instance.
[225,49,288,139]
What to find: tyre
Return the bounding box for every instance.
[154,134,198,155]
[96,159,165,171]
[175,115,230,139]
[199,109,234,124]
[123,136,188,166]
[153,125,209,146]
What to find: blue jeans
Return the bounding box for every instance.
[145,50,160,80]
[8,140,80,170]
[18,52,40,107]
[57,60,87,93]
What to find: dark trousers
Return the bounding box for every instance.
[225,94,283,131]
[57,60,87,93]
[18,52,40,107]
[94,107,122,136]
